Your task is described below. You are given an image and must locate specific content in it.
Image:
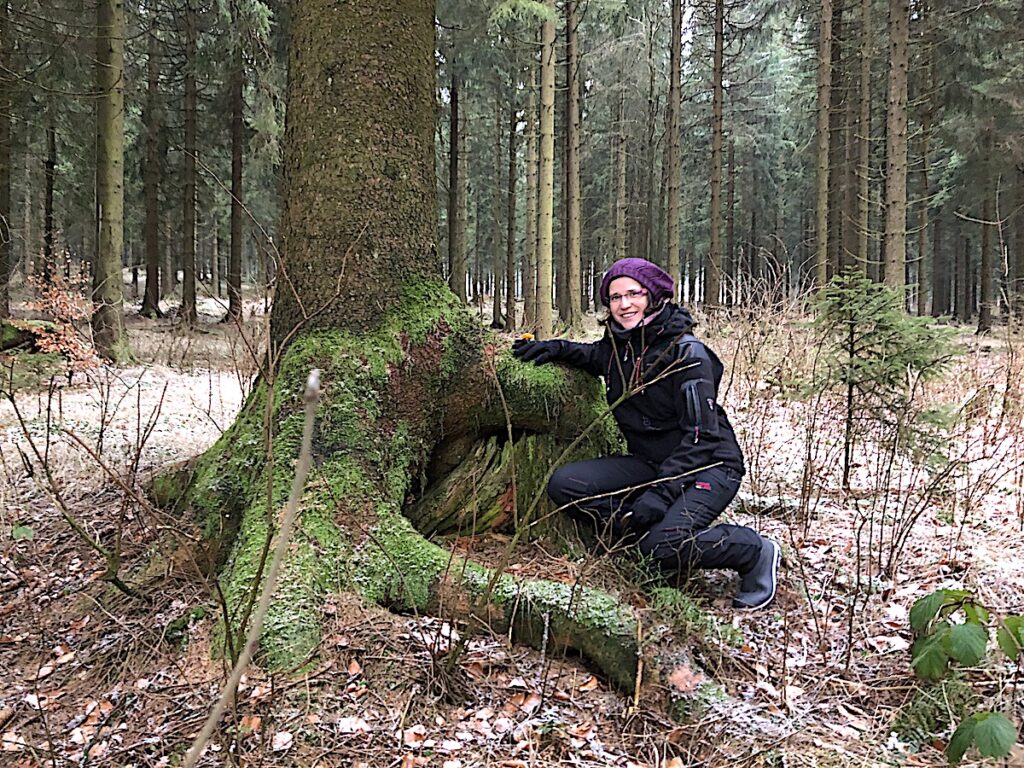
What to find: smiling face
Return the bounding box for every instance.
[607,276,649,330]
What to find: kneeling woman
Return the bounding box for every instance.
[513,258,780,610]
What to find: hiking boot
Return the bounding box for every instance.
[732,536,781,610]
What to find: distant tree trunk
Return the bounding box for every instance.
[957,236,969,322]
[0,0,10,318]
[94,0,130,361]
[504,98,517,332]
[978,178,994,333]
[613,73,627,264]
[856,0,871,273]
[564,0,582,332]
[641,12,657,263]
[44,120,56,284]
[23,154,33,280]
[917,25,933,315]
[932,215,946,316]
[725,140,735,305]
[536,6,555,338]
[815,0,833,289]
[141,23,162,318]
[1015,176,1024,318]
[447,69,468,303]
[181,0,198,325]
[523,56,538,331]
[492,104,504,328]
[883,0,909,294]
[227,16,245,323]
[705,0,724,307]
[665,0,682,300]
[827,0,845,279]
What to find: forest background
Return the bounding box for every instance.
[1,0,1023,766]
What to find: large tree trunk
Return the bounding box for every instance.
[492,104,504,329]
[665,0,682,301]
[536,7,555,339]
[815,0,833,290]
[141,21,163,318]
[94,0,130,361]
[883,0,909,293]
[181,0,198,326]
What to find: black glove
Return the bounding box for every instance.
[512,338,563,365]
[626,487,672,531]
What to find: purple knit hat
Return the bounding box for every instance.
[599,258,675,307]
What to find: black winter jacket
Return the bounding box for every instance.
[552,304,745,498]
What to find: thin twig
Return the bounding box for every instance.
[182,369,321,768]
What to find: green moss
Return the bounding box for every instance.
[666,677,730,722]
[650,587,744,647]
[353,503,449,609]
[0,351,64,394]
[893,677,975,750]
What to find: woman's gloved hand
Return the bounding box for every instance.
[627,487,671,531]
[512,338,563,365]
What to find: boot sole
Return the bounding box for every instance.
[733,539,781,610]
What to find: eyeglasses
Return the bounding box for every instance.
[608,288,647,305]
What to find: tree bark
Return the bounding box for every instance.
[43,118,56,284]
[536,6,555,339]
[856,0,871,274]
[917,6,933,315]
[523,55,538,331]
[227,10,245,324]
[447,68,468,303]
[666,0,682,301]
[613,69,627,265]
[978,172,994,333]
[94,0,130,361]
[0,0,10,318]
[492,104,504,328]
[181,0,198,326]
[564,0,582,332]
[725,140,735,305]
[815,0,834,290]
[141,22,162,318]
[504,96,517,332]
[883,0,909,294]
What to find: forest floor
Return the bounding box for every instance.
[1,293,1023,767]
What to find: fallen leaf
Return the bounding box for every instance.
[248,684,272,702]
[667,665,704,694]
[402,724,427,748]
[440,739,463,752]
[443,761,463,768]
[664,758,684,768]
[337,716,370,734]
[578,675,599,692]
[88,741,109,759]
[1,731,26,751]
[347,659,362,676]
[240,715,262,733]
[271,731,293,751]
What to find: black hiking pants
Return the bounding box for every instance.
[547,457,763,574]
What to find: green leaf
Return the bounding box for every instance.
[911,629,951,680]
[948,623,988,666]
[973,712,1018,758]
[963,602,990,625]
[911,591,947,632]
[11,525,35,541]
[995,626,1019,663]
[947,716,977,764]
